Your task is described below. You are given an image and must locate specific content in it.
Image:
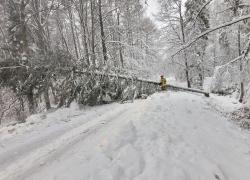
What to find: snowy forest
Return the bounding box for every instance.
[2,1,250,179]
[0,0,250,125]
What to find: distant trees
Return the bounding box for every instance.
[205,0,250,101]
[223,0,248,102]
[158,0,210,88]
[185,0,209,87]
[158,0,250,104]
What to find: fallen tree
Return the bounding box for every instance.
[167,84,210,97]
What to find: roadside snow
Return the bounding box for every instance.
[203,77,213,92]
[1,92,250,180]
[208,94,242,113]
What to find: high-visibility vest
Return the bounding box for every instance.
[161,78,167,86]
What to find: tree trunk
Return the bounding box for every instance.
[184,52,191,88]
[56,13,70,53]
[68,7,79,59]
[78,0,90,66]
[90,0,96,66]
[117,12,124,68]
[98,0,108,63]
[84,2,90,66]
[27,86,35,114]
[179,4,191,88]
[238,25,244,103]
[233,2,244,103]
[44,86,51,110]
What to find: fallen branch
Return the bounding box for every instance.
[0,66,26,70]
[172,14,250,57]
[217,3,250,14]
[219,37,250,68]
[194,0,213,22]
[167,84,210,97]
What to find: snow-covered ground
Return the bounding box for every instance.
[1,92,250,180]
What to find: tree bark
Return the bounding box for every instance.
[68,6,79,59]
[98,0,108,64]
[78,0,90,66]
[27,86,35,114]
[44,86,51,110]
[56,12,70,53]
[90,0,96,66]
[179,3,191,88]
[238,25,244,103]
[117,11,124,68]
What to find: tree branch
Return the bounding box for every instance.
[172,14,250,57]
[194,0,213,22]
[0,65,28,70]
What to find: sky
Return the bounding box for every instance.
[145,0,188,27]
[145,0,160,18]
[145,0,161,26]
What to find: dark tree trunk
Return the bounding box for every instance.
[179,6,191,88]
[117,12,124,68]
[68,7,79,59]
[98,0,108,63]
[27,86,35,114]
[44,86,51,110]
[238,26,244,103]
[78,0,90,66]
[90,0,96,66]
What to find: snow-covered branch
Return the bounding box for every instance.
[0,65,27,70]
[194,0,213,21]
[213,37,250,70]
[172,15,250,57]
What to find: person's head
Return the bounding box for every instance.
[160,75,164,79]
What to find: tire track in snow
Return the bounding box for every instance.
[2,92,250,180]
[0,103,136,180]
[0,106,115,168]
[91,99,150,180]
[25,99,151,180]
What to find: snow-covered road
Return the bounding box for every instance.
[1,92,250,180]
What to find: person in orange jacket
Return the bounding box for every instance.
[160,75,167,90]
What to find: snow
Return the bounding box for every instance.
[1,92,250,180]
[203,77,213,92]
[167,77,188,87]
[208,94,242,113]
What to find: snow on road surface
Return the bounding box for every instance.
[1,92,250,180]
